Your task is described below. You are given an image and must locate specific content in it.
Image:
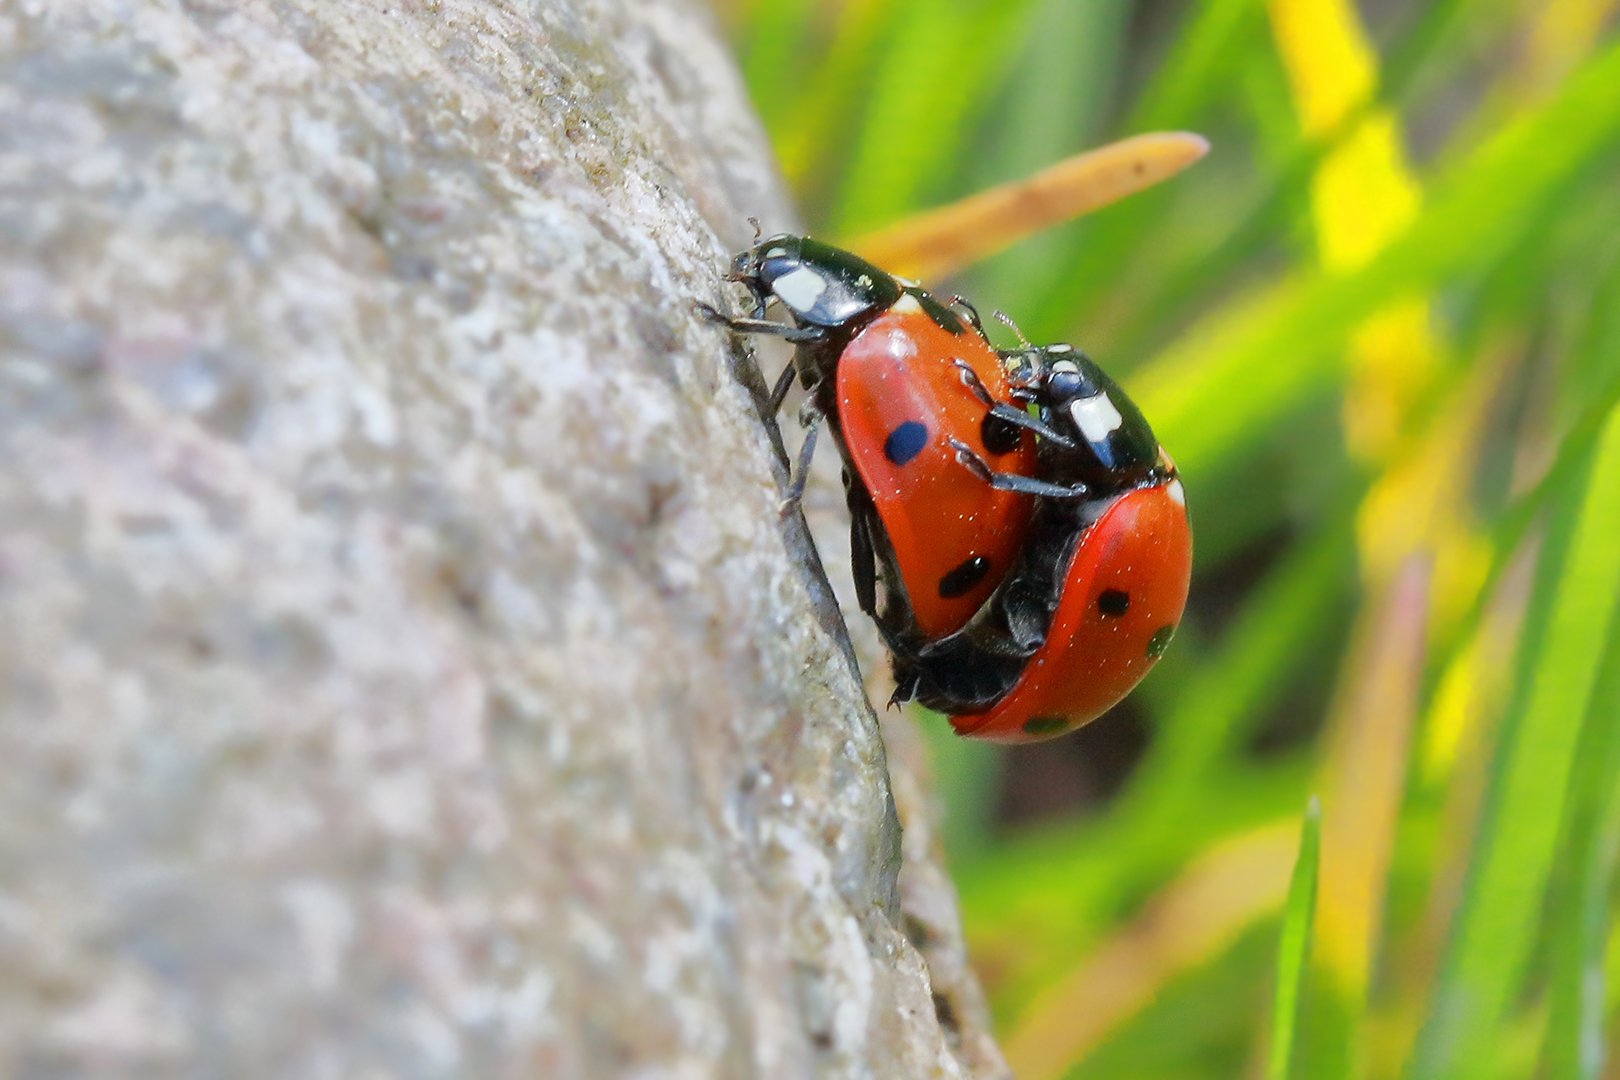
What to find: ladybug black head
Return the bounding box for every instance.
[729,233,801,286]
[1024,344,1165,489]
[726,233,901,330]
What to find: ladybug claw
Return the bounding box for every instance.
[946,294,986,335]
[776,410,820,514]
[948,437,994,483]
[952,359,995,407]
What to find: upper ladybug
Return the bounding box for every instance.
[701,235,1076,643]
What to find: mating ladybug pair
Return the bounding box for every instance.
[700,234,1192,742]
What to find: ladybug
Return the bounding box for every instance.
[891,342,1193,742]
[698,234,1082,643]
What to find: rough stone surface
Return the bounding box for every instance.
[0,1,1008,1078]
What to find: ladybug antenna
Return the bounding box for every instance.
[993,310,1031,347]
[748,216,762,242]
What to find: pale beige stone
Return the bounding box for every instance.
[0,1,1007,1077]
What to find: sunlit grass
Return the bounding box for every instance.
[724,1,1620,1077]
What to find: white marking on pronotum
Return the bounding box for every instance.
[890,293,924,315]
[773,266,828,313]
[1050,359,1080,376]
[1047,343,1074,353]
[1070,392,1124,443]
[1166,479,1186,506]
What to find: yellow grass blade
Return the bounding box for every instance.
[1314,561,1430,1003]
[1002,820,1299,1080]
[1268,0,1436,465]
[1524,0,1620,96]
[844,131,1209,281]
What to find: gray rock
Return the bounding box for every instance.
[0,1,1008,1077]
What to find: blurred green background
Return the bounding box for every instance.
[716,1,1620,1078]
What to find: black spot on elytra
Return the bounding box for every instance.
[1022,716,1068,737]
[981,411,1022,455]
[1098,589,1129,617]
[884,420,928,466]
[1147,624,1176,659]
[887,420,926,466]
[938,555,990,599]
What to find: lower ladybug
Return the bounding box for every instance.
[891,342,1193,742]
[698,234,1081,643]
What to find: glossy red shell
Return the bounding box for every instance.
[950,482,1193,742]
[836,304,1037,638]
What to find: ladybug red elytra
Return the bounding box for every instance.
[698,234,1082,642]
[948,480,1191,741]
[891,343,1193,741]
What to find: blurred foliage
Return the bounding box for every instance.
[719,0,1620,1077]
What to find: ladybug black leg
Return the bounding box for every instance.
[767,360,798,416]
[987,401,1074,446]
[888,667,921,708]
[948,438,1089,499]
[946,294,986,336]
[694,302,826,344]
[779,403,821,514]
[849,498,877,616]
[951,360,1074,446]
[952,359,996,406]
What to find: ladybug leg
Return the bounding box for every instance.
[948,438,1089,499]
[951,358,998,406]
[767,359,798,416]
[951,360,1074,446]
[779,401,821,514]
[694,302,826,344]
[946,294,986,336]
[987,401,1074,446]
[849,496,878,616]
[888,669,920,709]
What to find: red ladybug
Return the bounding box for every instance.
[699,235,1079,640]
[892,344,1193,741]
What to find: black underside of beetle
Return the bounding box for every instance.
[886,496,1086,713]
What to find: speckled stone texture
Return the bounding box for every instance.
[0,1,1008,1078]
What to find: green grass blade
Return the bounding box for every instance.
[770,0,903,202]
[1132,36,1620,481]
[1544,605,1620,1080]
[1268,796,1322,1080]
[828,0,1036,237]
[1412,403,1620,1080]
[1131,0,1268,131]
[1121,523,1354,833]
[965,0,1131,309]
[738,0,818,135]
